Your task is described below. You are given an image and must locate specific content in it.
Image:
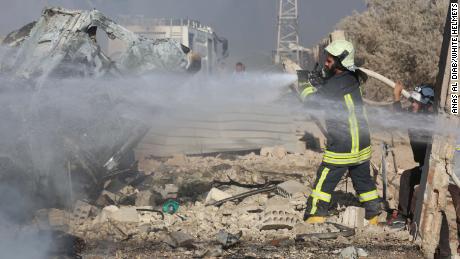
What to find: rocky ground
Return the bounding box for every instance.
[26,136,428,258]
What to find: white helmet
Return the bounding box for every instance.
[324,39,356,72]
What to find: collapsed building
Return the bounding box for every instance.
[0,7,202,80]
[110,16,228,75]
[0,7,205,210]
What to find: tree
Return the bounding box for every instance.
[338,0,449,101]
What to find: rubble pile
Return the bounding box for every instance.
[28,147,421,257]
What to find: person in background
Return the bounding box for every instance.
[390,82,434,227]
[234,62,246,74]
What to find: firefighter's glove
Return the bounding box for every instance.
[299,82,317,102]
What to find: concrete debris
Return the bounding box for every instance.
[339,246,358,259]
[25,146,422,257]
[205,188,232,204]
[48,209,69,230]
[71,200,97,225]
[216,229,242,248]
[268,237,295,247]
[92,205,140,225]
[264,197,291,211]
[339,206,366,228]
[276,180,306,198]
[167,231,195,248]
[339,246,368,259]
[260,146,287,159]
[95,190,119,207]
[260,210,300,231]
[163,184,179,199]
[135,190,153,206]
[108,207,140,223]
[1,7,200,79]
[357,248,368,257]
[236,204,263,214]
[199,245,223,257]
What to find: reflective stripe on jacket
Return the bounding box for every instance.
[302,71,371,166]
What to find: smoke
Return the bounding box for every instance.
[0,58,297,257]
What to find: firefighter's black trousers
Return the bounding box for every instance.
[305,161,381,219]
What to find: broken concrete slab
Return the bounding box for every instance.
[135,190,153,206]
[164,184,179,199]
[205,188,232,204]
[260,210,300,231]
[264,197,291,211]
[339,206,366,229]
[71,200,97,222]
[166,231,195,248]
[216,229,242,248]
[95,190,119,207]
[339,246,358,259]
[93,205,140,224]
[109,207,140,223]
[48,209,69,230]
[276,180,306,198]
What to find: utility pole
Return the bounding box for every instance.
[276,0,300,64]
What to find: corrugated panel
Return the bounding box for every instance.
[134,104,300,157]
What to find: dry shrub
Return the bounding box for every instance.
[338,0,448,101]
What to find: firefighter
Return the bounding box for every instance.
[300,39,381,224]
[390,82,435,227]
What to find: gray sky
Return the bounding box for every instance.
[0,0,366,59]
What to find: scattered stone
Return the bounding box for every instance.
[339,206,365,228]
[168,231,195,248]
[204,245,224,257]
[357,247,368,257]
[268,237,295,247]
[293,222,311,235]
[260,146,287,159]
[205,188,232,204]
[164,184,179,199]
[339,246,358,259]
[95,190,119,207]
[196,244,223,257]
[335,235,351,244]
[118,185,136,197]
[135,190,153,206]
[216,229,242,248]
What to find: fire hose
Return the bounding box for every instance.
[357,67,411,99]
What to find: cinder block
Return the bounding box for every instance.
[339,206,365,228]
